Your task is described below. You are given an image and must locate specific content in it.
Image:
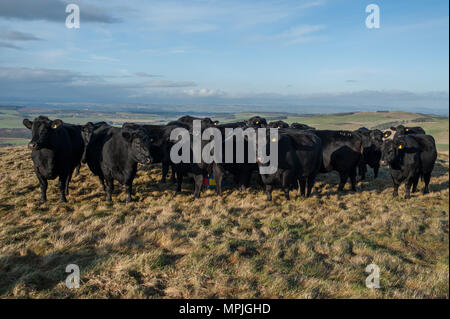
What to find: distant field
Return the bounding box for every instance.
[0,107,448,153]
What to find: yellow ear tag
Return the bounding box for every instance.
[385,133,388,137]
[398,144,403,149]
[214,123,217,126]
[52,124,58,129]
[271,137,277,142]
[406,128,409,131]
[277,126,280,129]
[256,121,259,124]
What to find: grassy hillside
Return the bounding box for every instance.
[0,146,448,298]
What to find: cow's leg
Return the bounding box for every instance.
[98,176,106,191]
[125,182,133,203]
[170,164,176,183]
[392,180,399,197]
[161,162,169,183]
[299,178,306,197]
[105,177,114,202]
[373,165,379,179]
[35,170,48,202]
[358,162,366,180]
[306,175,316,197]
[338,171,348,191]
[404,180,412,199]
[74,164,81,177]
[266,184,273,201]
[282,172,292,200]
[422,172,431,194]
[193,175,203,198]
[349,168,357,192]
[213,165,224,196]
[239,169,251,191]
[65,171,73,195]
[176,170,183,193]
[412,174,420,193]
[58,174,68,202]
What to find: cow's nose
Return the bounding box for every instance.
[28,142,37,150]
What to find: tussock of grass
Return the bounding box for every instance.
[0,146,448,298]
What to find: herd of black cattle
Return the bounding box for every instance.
[21,115,437,203]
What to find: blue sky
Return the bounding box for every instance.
[0,0,448,114]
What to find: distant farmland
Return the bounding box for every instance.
[0,107,448,153]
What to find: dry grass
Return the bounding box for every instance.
[0,146,448,299]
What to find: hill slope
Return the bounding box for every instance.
[0,146,448,298]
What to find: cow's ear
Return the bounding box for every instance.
[384,131,392,138]
[23,119,33,129]
[390,126,396,131]
[51,119,63,129]
[122,131,133,142]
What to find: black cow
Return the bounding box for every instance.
[381,134,437,198]
[84,124,153,202]
[290,123,315,130]
[255,129,322,200]
[176,115,219,127]
[268,120,289,129]
[23,116,84,202]
[314,130,363,191]
[171,132,212,198]
[122,122,181,184]
[81,121,109,163]
[355,127,383,179]
[212,124,261,193]
[383,125,426,140]
[247,116,267,128]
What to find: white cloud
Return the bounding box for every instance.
[184,88,226,97]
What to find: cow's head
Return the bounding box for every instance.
[382,127,397,141]
[247,116,267,128]
[80,122,96,163]
[370,129,384,150]
[268,121,289,129]
[121,126,153,164]
[23,116,63,150]
[380,138,405,166]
